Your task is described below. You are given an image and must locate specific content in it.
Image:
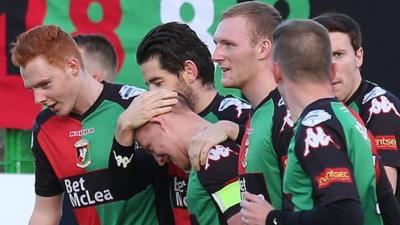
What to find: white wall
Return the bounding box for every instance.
[0,174,35,225]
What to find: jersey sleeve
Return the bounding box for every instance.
[217,95,252,144]
[294,122,360,206]
[360,94,400,168]
[32,122,63,197]
[197,142,241,221]
[108,138,167,200]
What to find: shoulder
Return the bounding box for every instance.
[301,109,333,127]
[218,94,251,112]
[105,83,146,108]
[361,81,399,105]
[33,108,57,132]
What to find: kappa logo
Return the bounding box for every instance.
[69,128,95,137]
[205,145,237,170]
[280,110,294,132]
[113,151,134,168]
[367,96,400,123]
[362,87,387,104]
[301,110,331,127]
[304,126,339,157]
[119,85,145,100]
[219,98,251,118]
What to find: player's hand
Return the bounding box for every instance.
[120,89,178,129]
[240,192,273,225]
[116,89,178,146]
[189,120,239,171]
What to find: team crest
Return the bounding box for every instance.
[74,139,91,168]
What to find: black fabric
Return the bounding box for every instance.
[267,200,363,225]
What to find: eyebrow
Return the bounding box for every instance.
[31,79,51,89]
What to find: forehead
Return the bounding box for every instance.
[20,56,59,88]
[329,32,352,49]
[135,122,160,145]
[214,16,252,42]
[140,58,179,81]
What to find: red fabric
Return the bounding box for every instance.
[0,0,46,129]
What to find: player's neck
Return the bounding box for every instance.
[284,82,334,122]
[193,85,217,113]
[242,70,276,108]
[73,74,104,115]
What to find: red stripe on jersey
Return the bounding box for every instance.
[238,116,252,175]
[73,207,101,225]
[38,116,86,178]
[172,208,191,225]
[346,105,381,183]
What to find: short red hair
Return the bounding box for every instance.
[11,24,83,69]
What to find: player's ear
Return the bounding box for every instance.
[66,57,81,77]
[258,38,272,60]
[149,116,167,132]
[272,62,282,84]
[91,73,102,82]
[181,60,198,84]
[355,47,363,68]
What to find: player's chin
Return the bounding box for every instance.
[221,78,236,89]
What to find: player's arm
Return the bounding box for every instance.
[244,123,363,225]
[384,166,397,192]
[30,122,65,224]
[361,94,400,192]
[108,137,166,200]
[29,194,63,225]
[197,143,242,224]
[115,89,178,146]
[189,120,241,171]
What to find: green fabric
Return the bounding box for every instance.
[82,100,159,225]
[284,102,383,225]
[332,102,382,225]
[245,100,283,208]
[188,171,220,224]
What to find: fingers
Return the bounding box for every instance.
[199,143,213,166]
[242,192,260,203]
[189,136,206,171]
[240,202,252,225]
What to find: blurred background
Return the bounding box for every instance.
[0,0,399,223]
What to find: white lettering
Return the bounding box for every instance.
[65,179,72,193]
[104,190,113,201]
[64,177,114,207]
[69,193,81,207]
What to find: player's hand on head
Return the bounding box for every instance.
[120,89,178,130]
[189,121,234,171]
[240,192,273,225]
